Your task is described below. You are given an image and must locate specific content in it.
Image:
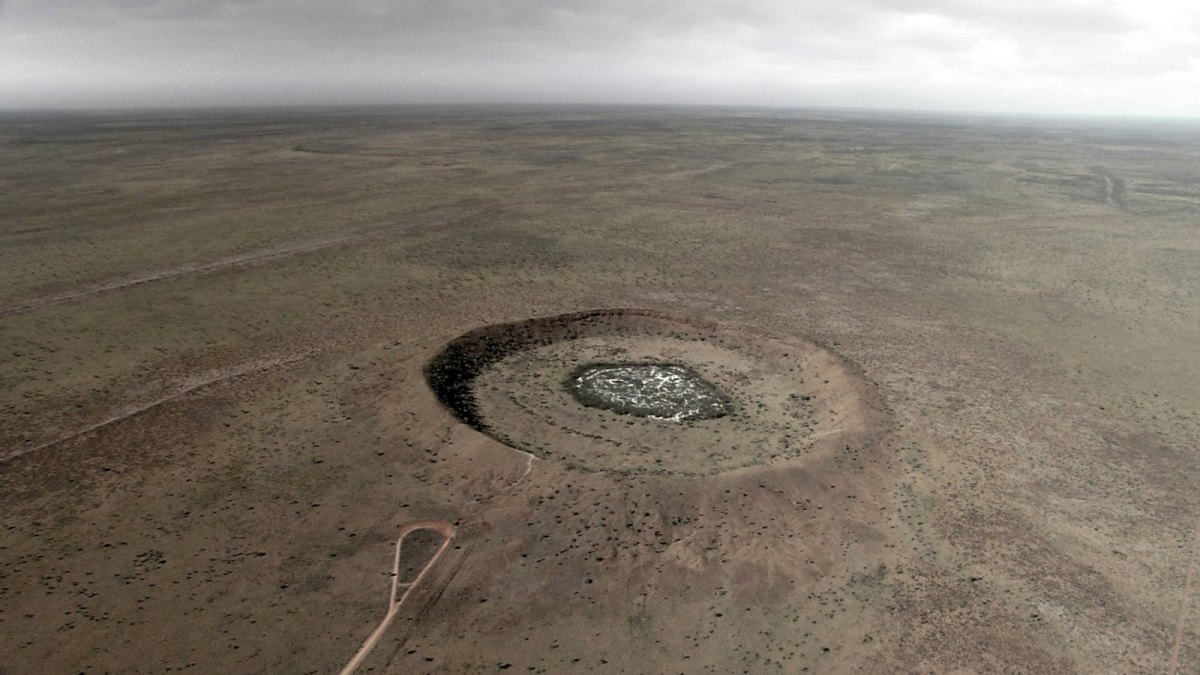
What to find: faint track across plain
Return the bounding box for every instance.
[1,352,311,463]
[1169,516,1200,674]
[0,206,479,317]
[656,161,732,181]
[1093,166,1127,209]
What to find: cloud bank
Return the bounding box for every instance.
[2,0,1198,116]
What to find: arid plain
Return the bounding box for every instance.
[1,107,1198,673]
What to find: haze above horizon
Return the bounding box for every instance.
[2,0,1198,118]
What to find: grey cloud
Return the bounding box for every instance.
[0,0,1196,115]
[863,0,1136,33]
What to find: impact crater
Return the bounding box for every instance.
[425,309,884,477]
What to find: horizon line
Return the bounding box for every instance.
[1,101,1198,125]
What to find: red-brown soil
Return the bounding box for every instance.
[2,108,1198,674]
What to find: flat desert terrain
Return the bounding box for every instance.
[1,106,1198,673]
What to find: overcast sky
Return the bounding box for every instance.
[2,0,1198,116]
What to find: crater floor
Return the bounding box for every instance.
[567,362,732,421]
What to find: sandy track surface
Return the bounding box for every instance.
[339,521,456,675]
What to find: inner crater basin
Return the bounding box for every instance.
[425,309,886,477]
[567,363,732,421]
